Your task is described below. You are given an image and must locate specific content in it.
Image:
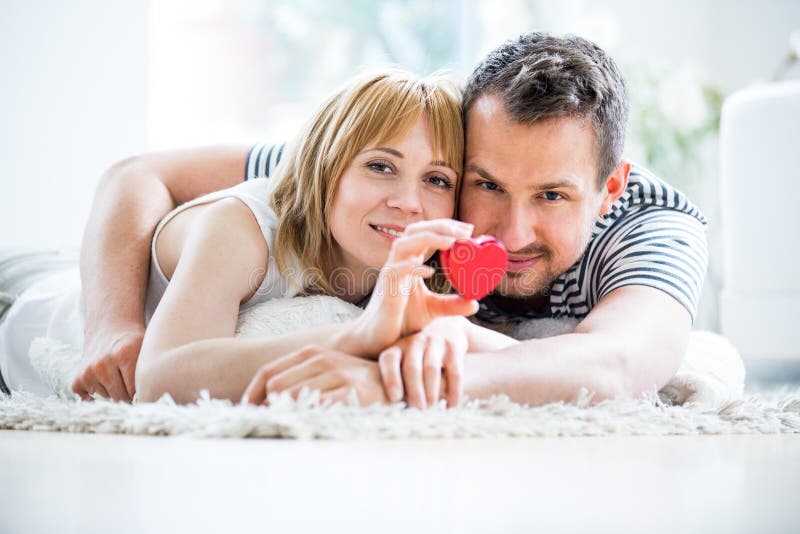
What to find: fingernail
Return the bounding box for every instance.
[389,386,402,402]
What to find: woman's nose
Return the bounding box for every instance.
[386,181,423,214]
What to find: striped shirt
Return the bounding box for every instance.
[246,143,285,182]
[246,144,709,324]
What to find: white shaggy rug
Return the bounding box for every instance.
[2,388,799,438]
[4,295,793,439]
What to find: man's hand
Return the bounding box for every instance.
[72,325,145,402]
[378,316,469,409]
[77,146,250,402]
[241,345,388,407]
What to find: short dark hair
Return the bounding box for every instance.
[463,32,629,187]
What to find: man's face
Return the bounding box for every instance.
[460,95,610,299]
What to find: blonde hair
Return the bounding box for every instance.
[269,68,464,295]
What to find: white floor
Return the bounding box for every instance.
[1,429,799,534]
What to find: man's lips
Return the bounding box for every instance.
[506,255,541,272]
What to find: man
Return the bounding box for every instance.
[73,32,707,405]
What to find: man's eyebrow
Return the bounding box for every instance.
[466,163,503,185]
[466,164,581,190]
[536,179,581,190]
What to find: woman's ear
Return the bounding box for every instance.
[598,160,631,216]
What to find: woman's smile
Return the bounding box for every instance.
[369,223,406,240]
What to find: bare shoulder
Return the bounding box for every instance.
[155,197,269,286]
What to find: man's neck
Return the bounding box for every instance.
[488,292,549,314]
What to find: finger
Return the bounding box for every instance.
[319,387,356,407]
[265,353,338,395]
[381,260,436,280]
[402,334,428,409]
[71,374,90,400]
[97,365,130,403]
[241,345,321,405]
[390,232,456,263]
[442,340,464,408]
[242,367,269,405]
[84,374,110,400]
[285,372,344,400]
[378,346,404,402]
[427,293,479,319]
[120,362,137,401]
[423,336,445,407]
[115,368,133,403]
[377,260,435,295]
[404,219,474,239]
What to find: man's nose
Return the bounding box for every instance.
[496,203,536,252]
[386,180,423,214]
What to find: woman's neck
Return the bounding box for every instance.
[328,250,379,304]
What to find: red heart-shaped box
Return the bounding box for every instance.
[440,235,508,300]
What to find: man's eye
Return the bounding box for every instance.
[479,181,501,191]
[543,191,563,201]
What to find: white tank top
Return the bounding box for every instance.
[0,179,305,395]
[145,179,304,323]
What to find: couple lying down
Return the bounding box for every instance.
[0,33,710,408]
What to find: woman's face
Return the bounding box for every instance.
[328,114,458,283]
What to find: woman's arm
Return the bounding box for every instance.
[239,320,519,409]
[134,196,357,403]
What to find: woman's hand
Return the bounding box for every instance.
[241,345,388,407]
[334,219,478,358]
[377,316,470,409]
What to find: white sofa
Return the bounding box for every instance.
[719,80,800,358]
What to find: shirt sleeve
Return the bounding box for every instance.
[245,143,286,181]
[594,207,709,323]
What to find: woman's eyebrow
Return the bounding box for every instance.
[363,147,403,158]
[363,148,452,170]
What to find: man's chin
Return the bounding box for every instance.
[495,275,552,299]
[494,283,550,299]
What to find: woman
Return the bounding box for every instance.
[0,69,485,405]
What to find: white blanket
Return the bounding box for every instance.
[29,295,745,405]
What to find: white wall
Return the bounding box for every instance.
[0,0,149,250]
[1,0,797,290]
[522,0,800,92]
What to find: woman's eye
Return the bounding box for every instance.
[427,175,453,189]
[367,161,393,174]
[543,191,563,201]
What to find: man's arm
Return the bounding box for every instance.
[74,145,252,401]
[463,285,691,405]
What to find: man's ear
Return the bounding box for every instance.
[598,160,631,216]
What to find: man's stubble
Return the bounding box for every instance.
[494,221,595,299]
